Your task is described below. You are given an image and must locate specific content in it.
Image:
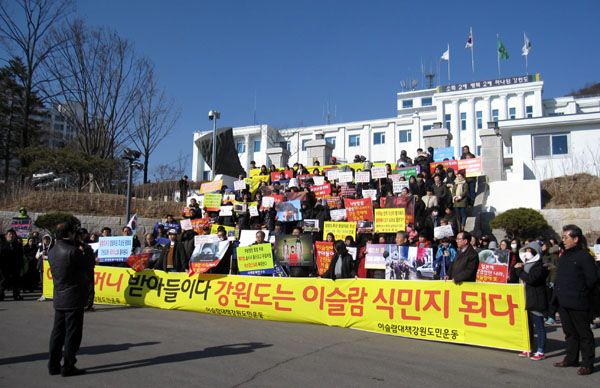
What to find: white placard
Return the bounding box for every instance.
[337,171,354,183]
[362,189,377,201]
[312,175,325,186]
[371,166,387,179]
[234,180,246,191]
[303,219,320,232]
[329,208,347,221]
[393,180,409,193]
[261,196,275,208]
[326,169,339,181]
[388,174,402,182]
[219,206,233,216]
[434,224,455,239]
[194,234,219,247]
[348,246,357,261]
[249,205,259,217]
[355,171,370,183]
[180,218,192,231]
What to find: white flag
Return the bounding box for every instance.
[465,28,473,49]
[521,33,532,56]
[441,46,450,61]
[127,213,138,233]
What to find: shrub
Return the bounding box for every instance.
[34,212,81,237]
[490,208,549,240]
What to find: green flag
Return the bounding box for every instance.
[497,37,509,60]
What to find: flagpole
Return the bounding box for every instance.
[524,32,529,75]
[470,27,475,76]
[525,52,528,75]
[447,43,451,81]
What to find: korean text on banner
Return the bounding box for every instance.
[203,193,223,211]
[200,180,223,194]
[42,261,530,352]
[323,221,356,241]
[315,241,334,276]
[97,236,133,262]
[371,166,387,179]
[344,198,373,222]
[374,208,405,233]
[355,171,370,183]
[237,243,274,275]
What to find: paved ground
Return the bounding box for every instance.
[1,292,599,388]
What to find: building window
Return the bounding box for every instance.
[236,141,246,154]
[301,139,310,151]
[444,114,451,130]
[476,111,483,129]
[325,136,336,148]
[492,109,499,122]
[526,105,533,118]
[402,99,413,109]
[509,107,516,120]
[421,97,432,106]
[423,125,432,131]
[349,134,360,147]
[253,140,261,153]
[460,112,467,131]
[286,141,291,152]
[203,171,211,181]
[399,130,412,143]
[373,132,385,145]
[476,145,481,156]
[532,133,568,158]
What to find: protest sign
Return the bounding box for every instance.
[315,241,334,276]
[312,175,325,185]
[357,220,374,233]
[97,236,133,262]
[180,218,192,231]
[392,180,409,194]
[189,239,230,275]
[260,196,275,209]
[276,200,302,221]
[323,221,356,241]
[388,174,402,182]
[233,180,246,191]
[326,169,339,181]
[371,166,387,179]
[364,244,387,269]
[210,224,236,238]
[204,193,223,212]
[311,183,331,198]
[476,249,509,283]
[238,229,266,247]
[344,197,373,222]
[407,247,434,269]
[374,208,405,233]
[329,209,347,221]
[219,206,233,217]
[434,225,454,239]
[237,244,275,275]
[434,147,454,162]
[362,189,377,201]
[194,234,219,246]
[43,262,530,352]
[249,206,259,217]
[10,217,32,239]
[323,195,342,209]
[457,158,483,177]
[394,166,418,180]
[337,171,353,183]
[429,159,458,175]
[355,171,370,183]
[200,179,223,194]
[233,202,247,213]
[270,170,293,183]
[302,219,320,232]
[274,234,314,266]
[594,244,600,259]
[191,217,210,235]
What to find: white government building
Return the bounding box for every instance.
[192,74,600,183]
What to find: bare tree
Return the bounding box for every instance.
[129,67,180,183]
[0,0,73,173]
[43,19,150,190]
[152,151,188,182]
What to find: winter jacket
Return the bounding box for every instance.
[555,246,598,310]
[515,259,549,313]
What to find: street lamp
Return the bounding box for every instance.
[122,148,142,223]
[208,110,220,180]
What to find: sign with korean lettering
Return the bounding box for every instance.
[311,183,332,198]
[337,171,353,183]
[394,166,418,180]
[200,179,223,194]
[434,147,454,162]
[97,236,133,262]
[355,171,370,183]
[189,238,230,275]
[457,158,483,178]
[237,244,274,275]
[203,193,222,211]
[362,189,377,201]
[233,180,246,191]
[10,217,32,239]
[374,208,405,233]
[393,181,409,194]
[43,261,530,352]
[439,74,538,93]
[344,197,373,222]
[371,166,387,179]
[329,209,347,221]
[323,221,356,241]
[476,263,509,284]
[315,241,334,276]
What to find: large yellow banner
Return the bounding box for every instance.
[43,262,529,351]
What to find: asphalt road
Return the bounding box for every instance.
[1,292,599,388]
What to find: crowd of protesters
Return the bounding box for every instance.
[1,146,599,375]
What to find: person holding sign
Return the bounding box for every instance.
[322,241,355,280]
[153,229,187,272]
[446,231,479,284]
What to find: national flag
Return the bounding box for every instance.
[521,33,532,56]
[497,37,509,60]
[465,28,473,49]
[127,213,138,233]
[440,46,449,61]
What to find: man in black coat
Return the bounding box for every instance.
[446,231,479,283]
[0,229,24,301]
[48,221,94,376]
[553,224,598,376]
[153,229,188,272]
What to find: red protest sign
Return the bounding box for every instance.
[270,170,293,182]
[315,241,335,276]
[476,263,509,283]
[344,197,373,222]
[311,183,332,198]
[429,160,458,175]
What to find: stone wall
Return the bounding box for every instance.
[0,211,161,237]
[540,207,600,237]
